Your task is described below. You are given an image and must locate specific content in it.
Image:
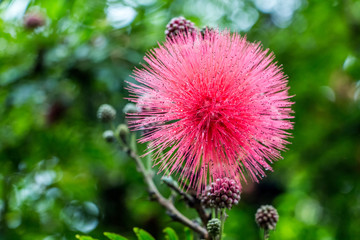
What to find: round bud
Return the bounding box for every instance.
[123,103,139,114]
[202,177,241,209]
[102,130,115,143]
[207,218,221,236]
[255,205,279,230]
[97,104,116,122]
[24,12,45,30]
[165,16,197,38]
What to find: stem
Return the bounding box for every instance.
[264,229,270,240]
[145,151,152,170]
[163,180,210,226]
[219,208,227,240]
[125,145,209,239]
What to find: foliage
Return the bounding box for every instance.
[76,227,183,240]
[0,0,360,239]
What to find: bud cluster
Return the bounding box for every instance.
[255,205,279,230]
[165,16,197,38]
[123,103,139,114]
[102,130,115,143]
[207,218,221,236]
[202,177,241,209]
[97,104,116,122]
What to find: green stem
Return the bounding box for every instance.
[264,229,270,240]
[129,133,138,152]
[110,122,116,132]
[219,208,226,240]
[145,150,152,171]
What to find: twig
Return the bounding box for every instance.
[189,190,211,226]
[125,147,209,239]
[163,181,210,226]
[164,167,210,226]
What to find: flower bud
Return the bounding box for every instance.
[207,218,221,236]
[165,16,197,38]
[97,104,116,122]
[24,12,45,30]
[202,177,241,209]
[255,205,279,230]
[123,103,139,114]
[102,130,115,143]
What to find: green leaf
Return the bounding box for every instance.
[75,235,99,240]
[133,227,155,240]
[184,228,193,240]
[104,232,129,240]
[163,227,178,240]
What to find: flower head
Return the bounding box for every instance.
[97,104,116,122]
[207,218,221,236]
[165,16,197,39]
[255,205,279,230]
[202,177,241,209]
[127,30,293,193]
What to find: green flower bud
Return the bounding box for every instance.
[123,103,139,114]
[97,104,116,122]
[207,218,221,236]
[103,130,115,143]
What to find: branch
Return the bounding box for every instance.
[125,147,209,239]
[162,177,210,226]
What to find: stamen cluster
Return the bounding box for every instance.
[127,29,294,192]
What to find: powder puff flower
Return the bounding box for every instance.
[127,30,294,192]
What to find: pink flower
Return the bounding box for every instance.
[127,30,294,192]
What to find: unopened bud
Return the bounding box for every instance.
[97,104,116,122]
[123,103,139,114]
[207,218,221,236]
[255,205,279,231]
[165,16,197,38]
[103,130,115,143]
[201,177,241,209]
[24,12,45,30]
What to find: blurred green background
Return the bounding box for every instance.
[1,0,360,239]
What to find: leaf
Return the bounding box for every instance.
[104,232,129,240]
[75,235,99,240]
[133,227,155,240]
[163,227,179,240]
[184,228,193,240]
